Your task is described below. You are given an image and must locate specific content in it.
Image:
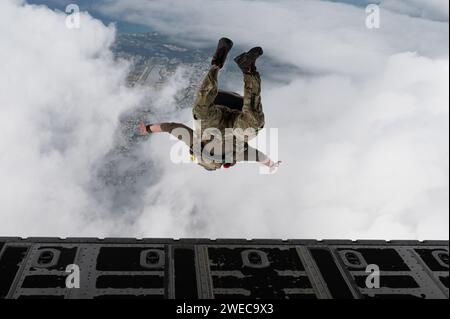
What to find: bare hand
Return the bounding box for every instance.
[269,161,282,173]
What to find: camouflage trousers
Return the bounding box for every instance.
[192,66,265,136]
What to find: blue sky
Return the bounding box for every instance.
[27,0,154,32]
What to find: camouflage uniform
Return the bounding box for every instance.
[192,65,265,140]
[158,122,267,171]
[159,66,267,171]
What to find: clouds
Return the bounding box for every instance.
[97,0,448,239]
[269,52,449,239]
[381,0,449,22]
[99,0,448,75]
[135,52,448,240]
[0,0,144,236]
[0,0,448,240]
[329,0,448,22]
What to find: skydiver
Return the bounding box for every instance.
[139,38,281,172]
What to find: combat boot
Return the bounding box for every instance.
[212,37,234,69]
[234,47,263,74]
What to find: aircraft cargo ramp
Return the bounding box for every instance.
[0,238,448,299]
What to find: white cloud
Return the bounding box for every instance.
[320,0,449,22]
[381,0,449,22]
[0,0,145,236]
[99,0,448,74]
[132,52,448,240]
[98,0,448,240]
